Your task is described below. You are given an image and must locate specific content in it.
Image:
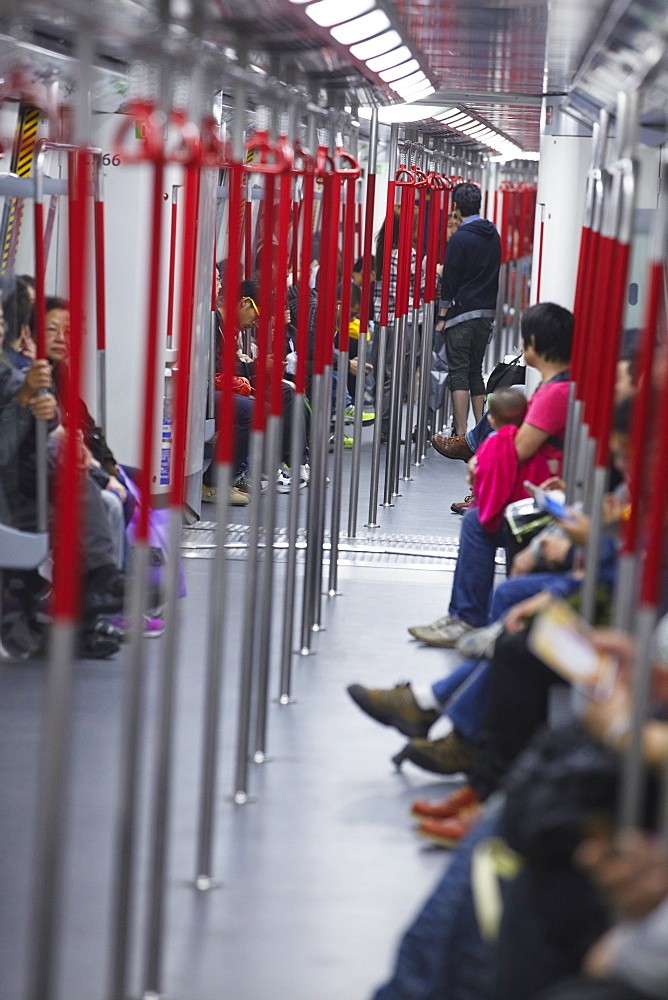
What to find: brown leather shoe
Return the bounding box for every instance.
[431,434,473,462]
[411,785,479,820]
[401,731,476,775]
[347,682,439,739]
[451,494,475,514]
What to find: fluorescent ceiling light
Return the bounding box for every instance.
[350,29,401,60]
[305,0,374,25]
[400,84,435,101]
[366,45,411,72]
[392,70,426,92]
[331,9,391,44]
[379,59,420,83]
[289,0,312,4]
[396,78,431,96]
[358,103,443,124]
[433,109,456,120]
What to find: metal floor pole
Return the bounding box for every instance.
[233,429,265,799]
[383,322,402,506]
[26,623,77,1000]
[414,301,433,465]
[402,313,419,480]
[328,348,350,594]
[347,322,369,537]
[366,324,388,527]
[278,397,305,699]
[194,459,234,888]
[253,413,282,761]
[107,543,151,999]
[563,389,580,502]
[392,316,408,496]
[313,363,333,628]
[142,506,184,998]
[299,373,324,651]
[618,605,657,831]
[580,464,608,624]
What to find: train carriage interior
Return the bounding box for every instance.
[1,1,668,999]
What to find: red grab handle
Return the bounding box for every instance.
[245,130,292,174]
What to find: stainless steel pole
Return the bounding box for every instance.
[348,105,378,536]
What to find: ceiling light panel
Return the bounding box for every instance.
[379,59,420,83]
[305,0,374,26]
[392,70,426,91]
[366,45,411,73]
[350,29,401,60]
[330,9,391,44]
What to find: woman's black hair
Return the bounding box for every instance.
[45,296,69,314]
[3,281,33,346]
[520,302,573,364]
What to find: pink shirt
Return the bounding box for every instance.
[525,379,570,435]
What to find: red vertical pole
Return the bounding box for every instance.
[244,187,253,279]
[33,197,46,359]
[295,166,315,397]
[166,189,179,346]
[251,174,275,430]
[269,171,292,417]
[216,161,243,466]
[290,196,300,287]
[94,176,107,353]
[49,148,89,623]
[169,161,201,508]
[337,175,357,355]
[358,171,376,339]
[378,177,397,328]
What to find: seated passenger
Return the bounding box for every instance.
[411,301,573,648]
[0,312,123,657]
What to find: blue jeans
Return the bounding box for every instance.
[449,507,505,628]
[436,573,582,743]
[373,799,502,1000]
[432,659,489,745]
[465,413,492,452]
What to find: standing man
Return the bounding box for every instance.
[432,182,501,449]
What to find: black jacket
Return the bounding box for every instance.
[440,217,501,327]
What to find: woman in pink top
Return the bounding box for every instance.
[413,302,574,645]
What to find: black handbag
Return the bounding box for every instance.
[486,353,525,394]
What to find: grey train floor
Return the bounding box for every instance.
[0,439,483,1000]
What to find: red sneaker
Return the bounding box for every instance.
[417,805,483,848]
[411,785,479,821]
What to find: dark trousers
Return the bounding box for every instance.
[204,393,253,485]
[470,627,563,800]
[538,979,655,1000]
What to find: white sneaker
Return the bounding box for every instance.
[456,621,505,660]
[276,463,308,493]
